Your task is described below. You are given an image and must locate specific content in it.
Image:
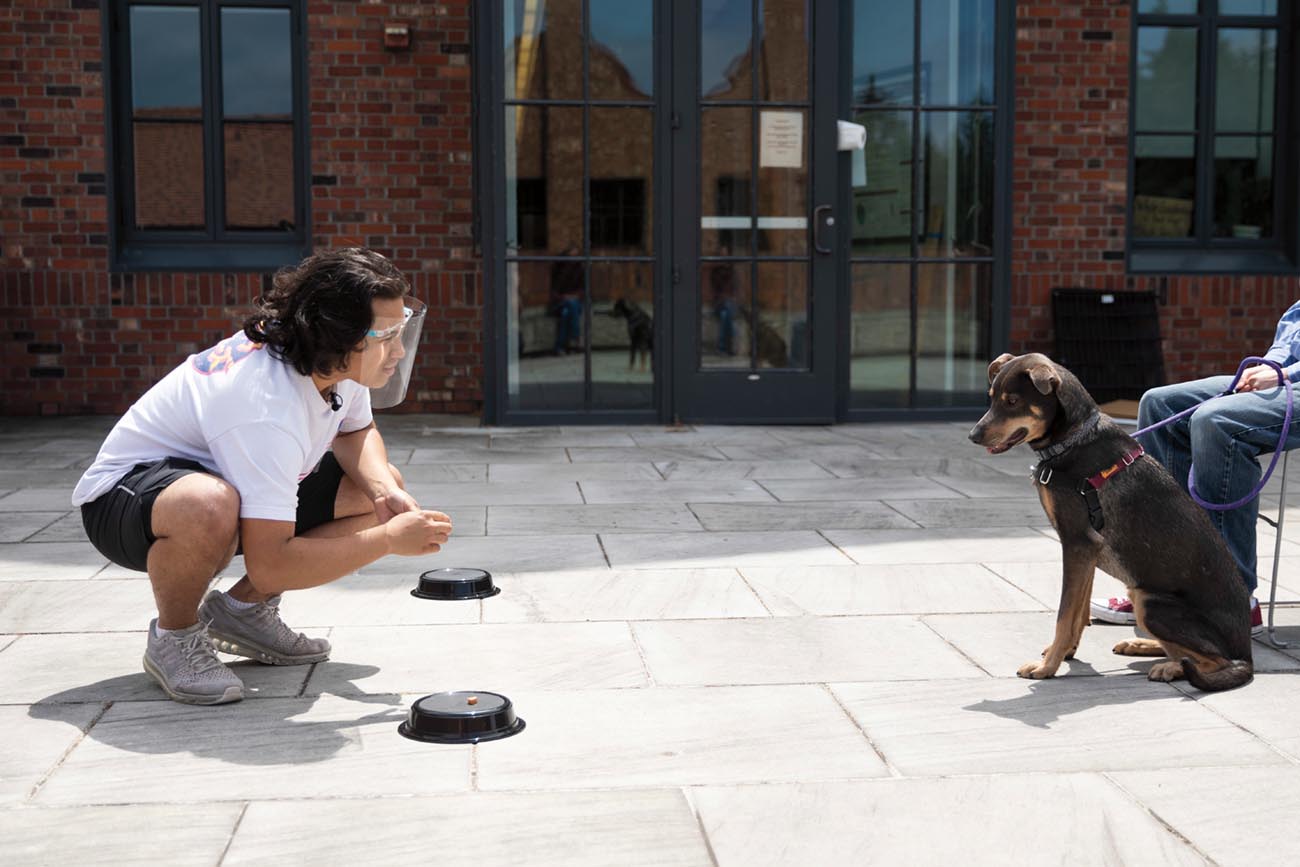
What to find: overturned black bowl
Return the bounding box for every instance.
[398,691,526,744]
[411,567,499,600]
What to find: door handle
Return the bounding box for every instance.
[813,204,834,254]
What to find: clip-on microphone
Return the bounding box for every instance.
[329,391,342,412]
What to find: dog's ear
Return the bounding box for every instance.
[1028,362,1061,396]
[987,353,1016,384]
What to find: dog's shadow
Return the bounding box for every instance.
[962,666,1200,730]
[27,661,406,767]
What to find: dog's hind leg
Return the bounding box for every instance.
[1139,592,1253,690]
[1021,544,1098,679]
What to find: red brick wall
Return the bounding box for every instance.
[1011,1,1298,382]
[0,0,481,416]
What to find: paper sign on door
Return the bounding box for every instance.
[759,111,803,168]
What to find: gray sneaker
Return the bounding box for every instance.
[143,619,244,705]
[199,590,331,665]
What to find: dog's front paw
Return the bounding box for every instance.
[1148,660,1186,682]
[1018,660,1059,679]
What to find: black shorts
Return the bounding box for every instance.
[80,453,346,572]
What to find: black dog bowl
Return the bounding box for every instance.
[411,567,499,600]
[398,691,526,744]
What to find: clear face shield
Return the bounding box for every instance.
[368,297,427,409]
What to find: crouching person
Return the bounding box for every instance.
[71,248,451,705]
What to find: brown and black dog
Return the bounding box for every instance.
[969,352,1253,691]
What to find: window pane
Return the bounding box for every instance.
[224,124,294,230]
[508,259,586,411]
[919,111,993,258]
[1135,27,1198,132]
[851,110,912,257]
[505,106,583,254]
[702,0,752,99]
[133,122,204,228]
[590,108,653,255]
[504,0,582,101]
[1214,136,1273,238]
[1137,0,1197,12]
[1219,1,1276,15]
[590,0,653,98]
[222,9,292,118]
[755,261,808,369]
[700,107,753,256]
[757,109,807,255]
[591,262,654,409]
[915,263,990,406]
[849,263,910,408]
[1133,135,1196,237]
[758,0,808,102]
[700,259,751,368]
[853,0,914,106]
[1216,28,1276,133]
[920,0,995,106]
[130,7,201,113]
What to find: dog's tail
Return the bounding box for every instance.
[1180,657,1253,692]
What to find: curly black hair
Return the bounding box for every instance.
[243,248,410,376]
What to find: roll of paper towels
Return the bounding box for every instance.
[837,120,866,151]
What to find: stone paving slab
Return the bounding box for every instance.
[738,563,1047,616]
[484,568,768,623]
[0,542,106,581]
[488,461,663,482]
[693,775,1206,867]
[1110,765,1300,867]
[688,501,918,531]
[5,417,1300,865]
[223,791,712,867]
[33,694,470,805]
[488,503,704,535]
[633,615,985,685]
[0,513,65,544]
[831,677,1286,776]
[601,530,852,569]
[824,527,1063,564]
[473,685,889,790]
[306,622,648,695]
[0,704,101,805]
[1,803,244,866]
[0,632,314,704]
[759,477,968,501]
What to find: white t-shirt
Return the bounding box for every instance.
[72,332,373,522]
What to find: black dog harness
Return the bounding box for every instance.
[1031,445,1146,532]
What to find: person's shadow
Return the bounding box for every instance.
[28,661,406,766]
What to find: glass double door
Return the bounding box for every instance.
[494,1,1002,423]
[669,0,841,422]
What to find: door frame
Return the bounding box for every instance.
[667,0,842,424]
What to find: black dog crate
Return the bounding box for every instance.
[1051,288,1165,404]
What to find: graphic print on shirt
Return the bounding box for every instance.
[192,335,262,375]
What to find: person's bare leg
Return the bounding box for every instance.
[227,462,403,603]
[146,473,241,629]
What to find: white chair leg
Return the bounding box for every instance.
[1267,451,1288,648]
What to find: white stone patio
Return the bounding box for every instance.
[3,415,1300,866]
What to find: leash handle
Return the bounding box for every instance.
[1132,357,1293,511]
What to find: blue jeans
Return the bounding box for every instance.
[553,298,581,352]
[1138,375,1300,594]
[715,299,737,354]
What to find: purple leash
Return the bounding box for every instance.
[1130,356,1293,511]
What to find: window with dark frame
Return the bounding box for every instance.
[1129,0,1294,270]
[589,178,645,248]
[107,0,308,270]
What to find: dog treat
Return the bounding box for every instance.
[467,695,478,706]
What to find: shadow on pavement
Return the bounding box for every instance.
[27,662,408,766]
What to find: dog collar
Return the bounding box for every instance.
[1031,445,1145,532]
[1032,412,1101,463]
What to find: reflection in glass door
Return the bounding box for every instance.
[501,0,657,414]
[672,0,838,422]
[849,0,1001,409]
